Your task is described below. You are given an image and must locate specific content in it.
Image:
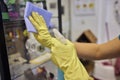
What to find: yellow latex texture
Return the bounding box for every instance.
[29,12,93,80]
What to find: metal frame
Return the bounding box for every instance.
[57,0,62,34]
[0,5,11,80]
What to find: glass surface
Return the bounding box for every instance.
[3,19,57,80]
[1,0,58,80]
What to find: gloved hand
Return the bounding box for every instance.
[29,12,52,48]
[29,12,93,80]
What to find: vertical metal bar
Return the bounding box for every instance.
[68,0,72,40]
[0,5,11,80]
[57,0,62,34]
[57,0,64,79]
[43,0,47,10]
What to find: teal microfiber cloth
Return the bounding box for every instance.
[24,2,52,32]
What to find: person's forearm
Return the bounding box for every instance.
[74,42,100,60]
[74,37,120,60]
[97,37,120,59]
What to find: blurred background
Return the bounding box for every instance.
[0,0,120,80]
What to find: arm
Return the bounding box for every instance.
[74,37,120,60]
[29,12,93,80]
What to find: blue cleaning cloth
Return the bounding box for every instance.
[24,2,52,32]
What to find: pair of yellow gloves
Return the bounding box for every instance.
[29,12,93,80]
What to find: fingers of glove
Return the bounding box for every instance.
[29,12,46,31]
[32,12,40,23]
[31,12,47,30]
[29,15,41,31]
[29,12,50,37]
[32,12,43,27]
[37,12,46,26]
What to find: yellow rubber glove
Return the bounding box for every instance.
[29,12,93,80]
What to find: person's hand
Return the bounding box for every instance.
[29,12,93,80]
[29,12,53,48]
